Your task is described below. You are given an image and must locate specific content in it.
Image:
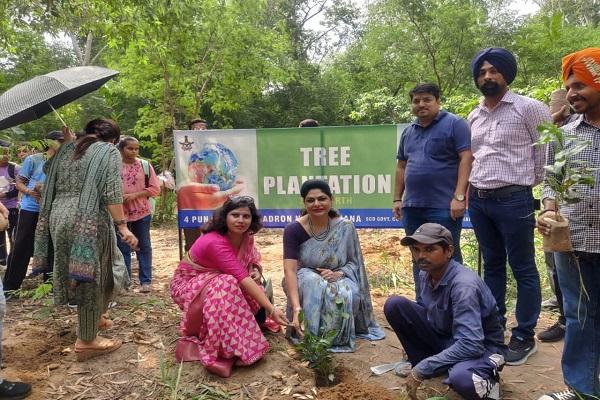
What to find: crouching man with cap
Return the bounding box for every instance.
[384,223,507,400]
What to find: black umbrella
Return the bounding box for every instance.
[0,66,119,131]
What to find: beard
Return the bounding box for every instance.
[479,81,503,97]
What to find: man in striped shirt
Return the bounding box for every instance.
[467,48,551,366]
[536,47,600,400]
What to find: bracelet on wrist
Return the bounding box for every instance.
[393,199,402,202]
[293,307,302,312]
[114,219,127,226]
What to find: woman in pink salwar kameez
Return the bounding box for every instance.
[171,196,288,377]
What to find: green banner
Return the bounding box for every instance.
[257,125,399,208]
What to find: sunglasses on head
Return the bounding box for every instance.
[228,195,255,205]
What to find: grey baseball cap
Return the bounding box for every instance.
[400,223,453,246]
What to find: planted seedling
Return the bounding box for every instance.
[295,309,337,386]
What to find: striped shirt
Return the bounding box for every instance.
[468,91,552,189]
[542,115,600,253]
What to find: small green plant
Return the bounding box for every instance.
[295,310,337,386]
[7,279,53,300]
[536,122,596,214]
[159,355,184,400]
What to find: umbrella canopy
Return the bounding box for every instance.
[0,66,119,131]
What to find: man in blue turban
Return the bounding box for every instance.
[467,48,552,366]
[471,48,518,90]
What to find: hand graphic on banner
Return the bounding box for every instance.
[177,180,244,210]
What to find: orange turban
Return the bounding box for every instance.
[562,48,600,91]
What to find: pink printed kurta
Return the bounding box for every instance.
[170,232,269,367]
[121,159,160,222]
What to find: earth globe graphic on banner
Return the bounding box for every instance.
[187,143,239,190]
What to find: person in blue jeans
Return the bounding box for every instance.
[117,137,160,293]
[3,131,64,293]
[384,223,506,400]
[536,47,600,400]
[468,48,551,365]
[392,83,473,303]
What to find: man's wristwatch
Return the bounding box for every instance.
[453,193,466,202]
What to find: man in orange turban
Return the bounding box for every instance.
[537,48,600,400]
[562,47,600,91]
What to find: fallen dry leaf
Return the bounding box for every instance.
[258,387,269,400]
[281,386,293,395]
[270,370,285,380]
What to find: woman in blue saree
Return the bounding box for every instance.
[283,180,384,352]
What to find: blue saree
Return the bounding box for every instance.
[286,219,385,352]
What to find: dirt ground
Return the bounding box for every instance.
[2,225,566,399]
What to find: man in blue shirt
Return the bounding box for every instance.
[392,83,472,302]
[3,131,64,293]
[384,223,506,400]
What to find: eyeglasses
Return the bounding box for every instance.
[228,195,255,205]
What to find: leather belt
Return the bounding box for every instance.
[472,185,529,199]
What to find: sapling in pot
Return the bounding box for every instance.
[536,122,596,251]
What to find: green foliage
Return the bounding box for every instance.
[295,309,337,382]
[349,88,410,124]
[153,189,177,225]
[442,93,481,119]
[367,253,414,293]
[7,278,53,301]
[536,122,596,213]
[513,11,600,86]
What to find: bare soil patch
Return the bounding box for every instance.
[2,225,565,399]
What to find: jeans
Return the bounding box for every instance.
[403,207,463,304]
[468,188,541,340]
[3,210,53,291]
[117,215,152,285]
[544,251,565,324]
[554,251,600,397]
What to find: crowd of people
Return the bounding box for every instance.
[0,45,597,400]
[0,120,159,398]
[387,46,599,400]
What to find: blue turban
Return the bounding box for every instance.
[471,47,517,85]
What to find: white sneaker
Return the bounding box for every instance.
[537,389,578,400]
